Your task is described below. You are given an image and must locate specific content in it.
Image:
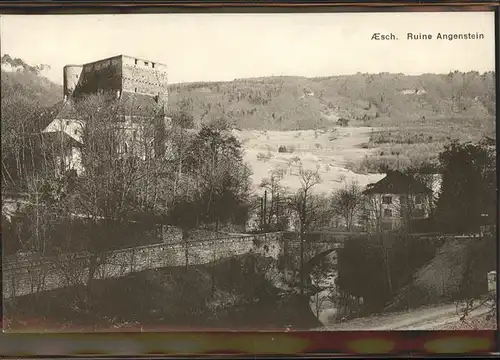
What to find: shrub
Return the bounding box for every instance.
[337,118,349,127]
[337,234,444,313]
[458,235,496,299]
[328,131,338,142]
[257,152,272,162]
[278,145,295,153]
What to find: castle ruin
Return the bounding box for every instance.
[42,55,171,175]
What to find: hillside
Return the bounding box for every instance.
[1,54,63,138]
[1,54,61,107]
[168,72,496,131]
[1,54,494,134]
[1,56,495,191]
[168,72,495,182]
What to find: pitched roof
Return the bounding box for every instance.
[363,170,432,195]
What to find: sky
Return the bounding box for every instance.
[0,11,495,85]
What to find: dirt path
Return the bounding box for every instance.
[316,302,493,331]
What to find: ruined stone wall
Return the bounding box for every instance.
[68,55,168,104]
[121,55,168,107]
[63,65,83,99]
[75,57,122,97]
[3,232,284,299]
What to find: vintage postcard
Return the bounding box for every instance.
[1,10,496,333]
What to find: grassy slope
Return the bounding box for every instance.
[168,72,495,131]
[1,70,62,106]
[3,69,494,134]
[3,68,494,189]
[169,72,495,181]
[234,127,386,194]
[1,70,63,136]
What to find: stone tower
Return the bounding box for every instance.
[62,55,169,112]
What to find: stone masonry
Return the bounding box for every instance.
[3,232,284,299]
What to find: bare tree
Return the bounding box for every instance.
[363,193,397,297]
[39,92,176,303]
[259,167,287,230]
[331,181,364,232]
[287,168,322,295]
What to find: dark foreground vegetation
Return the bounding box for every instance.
[5,253,321,331]
[337,234,496,316]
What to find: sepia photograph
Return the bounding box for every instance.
[1,11,496,332]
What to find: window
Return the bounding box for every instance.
[152,63,155,68]
[383,209,393,218]
[382,196,392,204]
[134,88,138,93]
[66,121,70,126]
[144,61,149,66]
[134,59,138,65]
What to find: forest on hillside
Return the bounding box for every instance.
[168,71,495,131]
[2,61,495,134]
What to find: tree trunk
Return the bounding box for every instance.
[183,228,189,272]
[263,190,267,227]
[316,293,320,318]
[380,235,394,296]
[300,225,305,295]
[346,214,352,232]
[211,263,216,293]
[86,254,99,309]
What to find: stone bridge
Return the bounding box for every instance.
[3,231,348,300]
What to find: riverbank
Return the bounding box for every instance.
[4,253,322,332]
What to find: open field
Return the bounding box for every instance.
[234,127,386,195]
[346,116,495,174]
[234,113,495,194]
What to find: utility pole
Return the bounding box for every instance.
[263,190,267,230]
[260,197,264,231]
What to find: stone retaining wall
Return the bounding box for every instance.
[3,232,284,299]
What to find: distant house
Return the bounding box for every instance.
[363,170,434,232]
